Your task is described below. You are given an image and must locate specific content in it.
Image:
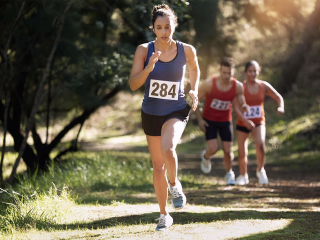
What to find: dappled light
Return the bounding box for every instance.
[1,0,320,239]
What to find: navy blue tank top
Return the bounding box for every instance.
[142,41,188,116]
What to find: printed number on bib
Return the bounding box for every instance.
[149,79,179,100]
[244,105,262,119]
[210,99,230,111]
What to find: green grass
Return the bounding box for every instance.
[0,148,319,239]
[11,151,155,199]
[0,151,154,237]
[0,185,74,236]
[1,93,320,239]
[1,152,27,180]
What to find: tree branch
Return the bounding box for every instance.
[47,87,121,153]
[4,2,25,57]
[54,120,84,161]
[8,0,74,184]
[0,2,25,98]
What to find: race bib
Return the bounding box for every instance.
[149,79,179,100]
[244,105,262,119]
[210,99,230,110]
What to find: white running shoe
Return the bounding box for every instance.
[200,149,211,174]
[225,170,236,185]
[155,213,173,231]
[236,174,249,185]
[256,168,269,184]
[168,179,186,210]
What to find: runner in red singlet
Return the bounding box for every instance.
[235,60,284,185]
[196,57,248,185]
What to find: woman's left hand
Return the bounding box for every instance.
[277,107,285,116]
[189,90,198,111]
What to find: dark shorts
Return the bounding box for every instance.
[204,119,233,142]
[141,105,191,136]
[236,124,262,133]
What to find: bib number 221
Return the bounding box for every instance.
[210,99,230,110]
[149,79,179,100]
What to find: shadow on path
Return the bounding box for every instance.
[36,210,320,239]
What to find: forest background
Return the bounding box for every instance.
[0,0,319,239]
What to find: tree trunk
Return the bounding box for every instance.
[8,0,74,184]
[198,41,212,79]
[191,0,220,79]
[278,0,320,93]
[0,94,9,186]
[31,122,50,170]
[0,100,37,171]
[0,2,25,97]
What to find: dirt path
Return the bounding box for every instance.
[80,140,320,211]
[8,143,319,240]
[178,157,320,212]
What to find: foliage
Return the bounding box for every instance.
[0,0,319,188]
[0,147,319,238]
[13,151,154,198]
[0,186,74,234]
[0,0,191,177]
[1,1,320,238]
[0,151,153,234]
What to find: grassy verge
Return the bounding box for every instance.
[0,148,319,239]
[0,186,74,236]
[0,93,320,239]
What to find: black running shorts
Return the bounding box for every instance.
[204,119,233,142]
[236,124,262,133]
[141,105,191,136]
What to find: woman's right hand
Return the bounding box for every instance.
[198,118,209,133]
[145,51,161,73]
[244,120,255,131]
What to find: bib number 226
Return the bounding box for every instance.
[149,79,179,100]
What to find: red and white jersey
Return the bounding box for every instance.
[237,80,265,126]
[202,76,237,122]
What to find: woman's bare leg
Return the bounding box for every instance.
[251,125,266,171]
[160,118,186,186]
[146,135,168,215]
[237,130,249,175]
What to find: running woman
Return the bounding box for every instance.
[235,60,284,185]
[195,57,248,185]
[129,4,200,231]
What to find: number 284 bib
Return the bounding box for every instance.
[149,79,179,100]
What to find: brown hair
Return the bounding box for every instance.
[220,57,235,69]
[150,4,178,29]
[245,60,260,72]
